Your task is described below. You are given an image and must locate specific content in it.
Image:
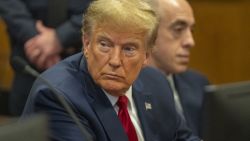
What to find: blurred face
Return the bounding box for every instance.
[151,0,195,74]
[83,26,148,96]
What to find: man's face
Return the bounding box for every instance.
[83,26,147,96]
[151,0,195,74]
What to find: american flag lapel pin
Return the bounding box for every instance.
[145,102,152,110]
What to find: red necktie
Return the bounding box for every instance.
[117,96,138,141]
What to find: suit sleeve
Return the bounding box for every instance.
[55,0,91,49]
[0,0,37,45]
[55,14,83,49]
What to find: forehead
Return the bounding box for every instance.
[159,0,195,25]
[92,25,147,44]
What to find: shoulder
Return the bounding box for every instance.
[176,69,209,85]
[40,53,83,85]
[135,66,175,106]
[31,53,88,105]
[135,66,172,92]
[137,66,167,83]
[24,53,92,113]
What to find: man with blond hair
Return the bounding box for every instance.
[22,0,200,140]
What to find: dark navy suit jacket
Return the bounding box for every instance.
[174,71,209,136]
[22,53,200,141]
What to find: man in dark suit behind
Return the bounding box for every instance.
[0,0,91,116]
[148,0,209,137]
[21,0,200,140]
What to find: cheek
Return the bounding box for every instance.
[155,30,179,55]
[154,43,171,59]
[89,45,110,64]
[124,57,145,82]
[156,37,180,58]
[87,49,109,79]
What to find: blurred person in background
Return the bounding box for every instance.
[148,0,209,137]
[0,0,91,116]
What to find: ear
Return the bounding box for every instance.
[83,34,90,58]
[143,51,149,67]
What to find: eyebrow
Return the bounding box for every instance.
[123,42,140,49]
[171,20,188,27]
[97,35,109,41]
[97,32,143,45]
[96,34,113,43]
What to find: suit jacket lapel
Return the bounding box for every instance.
[132,83,158,141]
[174,75,193,121]
[90,91,128,141]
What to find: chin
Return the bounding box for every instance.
[177,68,188,73]
[174,65,188,73]
[101,81,128,95]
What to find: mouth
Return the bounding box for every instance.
[102,73,124,80]
[177,54,190,63]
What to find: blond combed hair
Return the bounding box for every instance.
[82,0,158,49]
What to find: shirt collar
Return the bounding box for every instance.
[166,74,176,89]
[103,87,133,107]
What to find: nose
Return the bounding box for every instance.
[182,29,195,49]
[109,47,122,68]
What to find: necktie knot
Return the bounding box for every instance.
[117,96,128,109]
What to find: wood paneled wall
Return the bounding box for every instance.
[189,1,250,84]
[0,18,13,91]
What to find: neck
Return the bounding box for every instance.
[104,88,128,97]
[147,56,170,75]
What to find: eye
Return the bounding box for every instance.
[172,25,185,36]
[100,40,109,47]
[98,40,111,52]
[170,21,188,38]
[123,45,137,56]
